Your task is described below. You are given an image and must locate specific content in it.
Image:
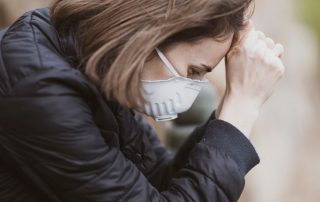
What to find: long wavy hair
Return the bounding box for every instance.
[50,0,253,109]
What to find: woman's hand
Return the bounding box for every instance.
[215,21,285,138]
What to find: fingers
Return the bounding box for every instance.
[247,30,284,59]
[250,34,285,76]
[273,43,284,58]
[265,49,275,64]
[271,56,286,77]
[243,28,258,52]
[255,42,285,77]
[257,31,265,40]
[256,31,276,49]
[232,20,255,47]
[265,38,275,49]
[254,40,268,58]
[239,20,254,41]
[230,22,285,61]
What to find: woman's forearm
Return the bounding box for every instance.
[216,93,261,139]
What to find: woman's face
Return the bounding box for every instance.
[142,34,234,81]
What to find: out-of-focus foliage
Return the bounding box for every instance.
[302,0,320,41]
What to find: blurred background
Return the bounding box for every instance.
[1,0,319,201]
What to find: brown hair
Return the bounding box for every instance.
[50,0,253,109]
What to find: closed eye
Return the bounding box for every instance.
[187,67,206,80]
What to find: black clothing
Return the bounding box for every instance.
[0,8,260,202]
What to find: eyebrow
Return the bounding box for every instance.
[190,63,215,72]
[189,64,216,72]
[202,64,215,72]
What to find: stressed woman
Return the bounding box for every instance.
[0,0,284,201]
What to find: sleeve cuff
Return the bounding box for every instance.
[201,119,260,175]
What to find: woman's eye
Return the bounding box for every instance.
[188,68,203,80]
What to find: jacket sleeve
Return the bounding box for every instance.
[1,68,259,202]
[133,110,260,196]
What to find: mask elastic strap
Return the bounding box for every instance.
[155,48,181,77]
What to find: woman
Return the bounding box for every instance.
[0,0,285,201]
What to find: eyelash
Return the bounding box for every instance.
[188,67,203,79]
[189,68,201,75]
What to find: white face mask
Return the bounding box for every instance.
[140,48,208,121]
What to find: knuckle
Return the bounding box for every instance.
[269,59,278,68]
[253,49,262,59]
[228,46,242,56]
[240,46,251,56]
[266,37,274,43]
[264,51,274,64]
[257,30,266,38]
[276,64,285,75]
[280,65,286,75]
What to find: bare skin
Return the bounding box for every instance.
[217,21,285,138]
[142,20,285,139]
[142,35,234,81]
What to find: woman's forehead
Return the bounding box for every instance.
[168,36,233,64]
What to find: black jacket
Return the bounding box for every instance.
[0,8,260,202]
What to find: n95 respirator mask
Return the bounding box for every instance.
[140,48,208,121]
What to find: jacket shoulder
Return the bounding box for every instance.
[0,8,72,95]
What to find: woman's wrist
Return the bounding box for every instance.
[216,93,261,139]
